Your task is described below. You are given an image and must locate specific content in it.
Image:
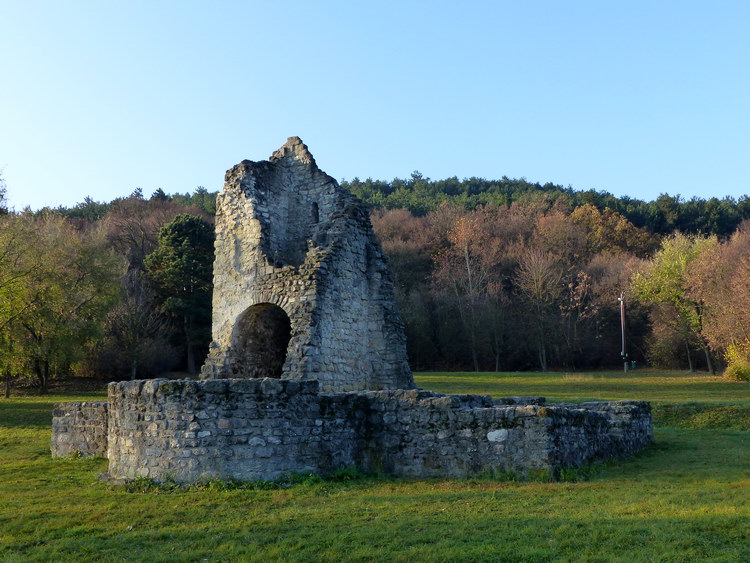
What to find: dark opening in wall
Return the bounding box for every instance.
[311,202,319,224]
[231,303,291,378]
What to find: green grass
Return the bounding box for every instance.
[416,370,750,431]
[2,372,750,561]
[415,369,750,405]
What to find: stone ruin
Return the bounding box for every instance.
[200,137,413,391]
[52,138,652,483]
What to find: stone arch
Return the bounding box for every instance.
[230,303,292,378]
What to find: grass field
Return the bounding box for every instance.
[2,371,750,561]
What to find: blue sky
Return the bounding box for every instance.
[1,1,749,210]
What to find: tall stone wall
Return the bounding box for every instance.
[51,401,109,458]
[201,137,412,392]
[103,379,652,483]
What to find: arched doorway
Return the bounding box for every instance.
[231,303,291,378]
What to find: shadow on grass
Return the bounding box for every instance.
[654,403,750,430]
[0,393,106,428]
[2,494,750,561]
[0,394,105,428]
[0,401,59,428]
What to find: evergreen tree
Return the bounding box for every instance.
[151,188,170,201]
[145,214,214,374]
[0,172,7,214]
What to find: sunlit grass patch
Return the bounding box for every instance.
[415,369,750,405]
[561,373,597,382]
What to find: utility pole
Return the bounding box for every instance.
[619,291,628,372]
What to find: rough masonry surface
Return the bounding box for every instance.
[51,138,653,482]
[51,401,108,458]
[52,379,651,482]
[200,137,413,392]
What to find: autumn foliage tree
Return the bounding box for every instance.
[631,233,717,373]
[687,222,750,378]
[101,195,211,271]
[9,177,749,380]
[514,245,563,371]
[0,213,122,393]
[104,271,169,380]
[369,199,650,372]
[434,211,502,371]
[570,204,657,256]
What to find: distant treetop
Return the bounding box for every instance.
[32,176,750,239]
[342,175,750,237]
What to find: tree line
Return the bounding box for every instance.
[375,202,750,376]
[374,202,653,372]
[343,173,750,238]
[0,187,213,395]
[2,173,750,394]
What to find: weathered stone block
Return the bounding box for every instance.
[51,402,108,458]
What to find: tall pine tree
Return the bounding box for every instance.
[145,214,214,374]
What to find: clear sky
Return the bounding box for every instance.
[1,1,749,210]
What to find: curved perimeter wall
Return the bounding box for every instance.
[100,379,652,483]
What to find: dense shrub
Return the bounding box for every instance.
[722,343,750,381]
[723,362,750,382]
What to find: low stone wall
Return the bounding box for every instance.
[98,379,652,483]
[106,378,362,482]
[572,401,653,457]
[346,391,651,477]
[51,401,108,458]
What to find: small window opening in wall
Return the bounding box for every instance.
[311,202,319,224]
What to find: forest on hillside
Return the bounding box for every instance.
[3,173,750,393]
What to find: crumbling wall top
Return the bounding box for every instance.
[202,137,414,391]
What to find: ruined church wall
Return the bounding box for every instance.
[202,137,413,392]
[203,257,319,379]
[250,158,340,267]
[51,401,109,458]
[347,391,558,477]
[106,379,363,483]
[102,379,652,483]
[310,207,412,391]
[557,401,653,460]
[347,392,651,477]
[202,163,321,380]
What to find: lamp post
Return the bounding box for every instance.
[619,291,628,372]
